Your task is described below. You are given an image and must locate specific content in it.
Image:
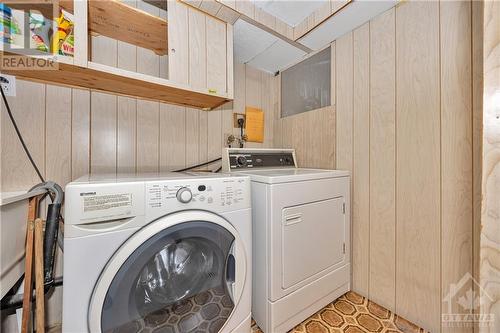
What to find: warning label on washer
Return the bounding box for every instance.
[83,194,132,212]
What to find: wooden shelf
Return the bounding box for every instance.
[6,0,168,56]
[1,0,233,110]
[87,0,168,55]
[1,52,229,110]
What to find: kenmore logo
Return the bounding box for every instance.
[80,192,96,196]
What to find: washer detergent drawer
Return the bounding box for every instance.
[282,198,345,289]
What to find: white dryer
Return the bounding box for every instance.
[62,173,252,333]
[223,148,351,333]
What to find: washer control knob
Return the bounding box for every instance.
[236,156,247,167]
[176,187,192,203]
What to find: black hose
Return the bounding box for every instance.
[29,182,64,286]
[44,203,61,285]
[0,84,45,183]
[174,157,222,172]
[0,276,63,314]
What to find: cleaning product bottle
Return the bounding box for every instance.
[0,4,12,44]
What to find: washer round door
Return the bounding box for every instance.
[88,211,246,333]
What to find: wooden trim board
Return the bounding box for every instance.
[1,54,229,110]
[293,0,352,41]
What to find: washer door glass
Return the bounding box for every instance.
[100,221,236,333]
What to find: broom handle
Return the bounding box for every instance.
[34,218,45,333]
[21,197,39,333]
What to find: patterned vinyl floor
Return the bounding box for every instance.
[110,287,234,333]
[48,291,428,333]
[251,291,429,333]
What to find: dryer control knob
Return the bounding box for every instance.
[176,187,192,203]
[236,156,247,167]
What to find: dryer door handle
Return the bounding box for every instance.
[284,213,303,226]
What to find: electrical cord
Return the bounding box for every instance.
[174,157,222,172]
[238,118,245,148]
[0,84,45,183]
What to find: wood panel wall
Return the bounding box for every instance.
[480,1,500,332]
[0,67,272,189]
[335,2,478,331]
[233,62,275,149]
[273,45,336,170]
[275,1,481,332]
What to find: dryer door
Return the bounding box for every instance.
[268,176,350,301]
[88,211,246,333]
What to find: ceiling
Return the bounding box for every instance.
[252,0,329,27]
[233,19,307,74]
[234,1,397,74]
[298,0,397,49]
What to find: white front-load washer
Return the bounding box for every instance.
[62,173,252,333]
[223,148,351,333]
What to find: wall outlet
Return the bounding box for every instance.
[0,74,16,96]
[233,113,245,128]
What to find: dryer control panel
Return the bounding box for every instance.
[222,148,297,172]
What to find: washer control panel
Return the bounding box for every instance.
[146,176,250,214]
[223,148,297,172]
